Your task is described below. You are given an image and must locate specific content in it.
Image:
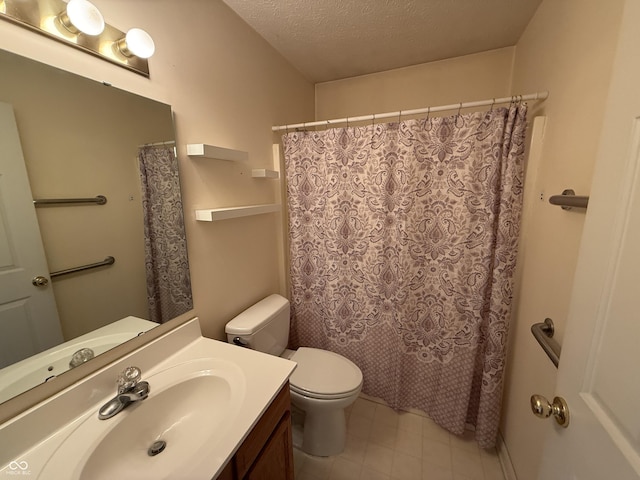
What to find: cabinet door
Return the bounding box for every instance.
[245,415,294,480]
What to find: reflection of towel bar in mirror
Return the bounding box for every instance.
[548,189,589,210]
[51,256,115,279]
[33,195,107,207]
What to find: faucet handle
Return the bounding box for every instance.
[69,348,95,368]
[117,366,142,393]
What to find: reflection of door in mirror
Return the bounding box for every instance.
[0,102,64,368]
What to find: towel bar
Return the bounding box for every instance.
[531,318,561,368]
[548,189,588,210]
[33,195,107,207]
[51,256,115,278]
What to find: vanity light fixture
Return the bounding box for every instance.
[116,28,155,59]
[0,0,153,76]
[58,0,104,36]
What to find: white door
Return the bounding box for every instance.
[537,2,640,478]
[0,102,63,369]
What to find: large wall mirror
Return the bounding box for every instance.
[0,49,193,405]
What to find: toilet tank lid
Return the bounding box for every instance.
[225,294,289,335]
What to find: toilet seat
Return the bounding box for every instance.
[289,347,363,400]
[290,383,361,400]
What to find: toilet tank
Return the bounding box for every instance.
[225,294,290,356]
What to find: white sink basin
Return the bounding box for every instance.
[0,316,157,403]
[39,358,245,480]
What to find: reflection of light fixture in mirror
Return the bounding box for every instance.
[116,28,155,59]
[58,0,104,36]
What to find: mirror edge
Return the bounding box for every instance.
[0,314,195,425]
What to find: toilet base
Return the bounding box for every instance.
[289,385,361,457]
[291,408,305,450]
[291,423,304,450]
[299,405,347,457]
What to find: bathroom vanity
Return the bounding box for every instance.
[218,383,294,479]
[0,318,296,479]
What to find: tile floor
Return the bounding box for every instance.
[293,396,505,480]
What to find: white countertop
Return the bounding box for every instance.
[0,318,296,479]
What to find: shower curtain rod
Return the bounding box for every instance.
[138,140,176,147]
[271,91,548,132]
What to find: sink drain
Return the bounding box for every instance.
[148,440,167,456]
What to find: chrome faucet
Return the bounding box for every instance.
[69,348,95,368]
[98,366,150,420]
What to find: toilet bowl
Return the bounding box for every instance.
[225,294,363,456]
[284,347,362,456]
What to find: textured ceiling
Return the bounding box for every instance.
[222,0,542,83]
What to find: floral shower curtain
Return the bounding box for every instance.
[283,104,527,448]
[138,144,193,323]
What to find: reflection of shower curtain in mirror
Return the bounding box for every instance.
[283,104,527,448]
[138,144,193,323]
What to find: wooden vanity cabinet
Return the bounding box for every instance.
[217,382,294,480]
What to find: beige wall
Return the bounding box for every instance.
[315,47,515,120]
[501,1,624,479]
[0,0,314,342]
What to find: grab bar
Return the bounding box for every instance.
[33,195,107,207]
[51,256,115,278]
[548,189,588,210]
[531,318,561,368]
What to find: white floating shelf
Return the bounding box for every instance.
[252,169,279,179]
[195,203,281,222]
[187,143,248,162]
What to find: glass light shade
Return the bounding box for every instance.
[63,0,105,36]
[118,28,155,59]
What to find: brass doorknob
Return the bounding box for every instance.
[32,275,49,287]
[530,394,570,427]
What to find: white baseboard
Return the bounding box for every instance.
[496,432,518,480]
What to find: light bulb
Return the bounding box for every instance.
[59,0,105,36]
[116,28,155,59]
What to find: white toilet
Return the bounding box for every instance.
[226,294,363,457]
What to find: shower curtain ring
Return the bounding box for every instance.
[371,113,376,127]
[426,106,430,120]
[398,110,402,124]
[457,102,462,117]
[346,117,350,128]
[490,98,495,111]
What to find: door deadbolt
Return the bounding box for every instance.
[530,394,570,428]
[32,276,49,287]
